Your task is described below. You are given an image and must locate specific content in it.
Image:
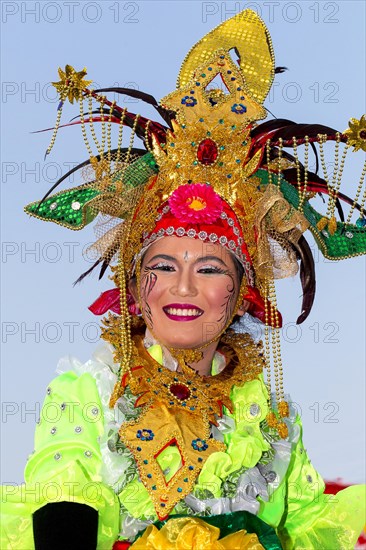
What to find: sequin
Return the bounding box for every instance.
[84,450,92,458]
[250,403,261,416]
[50,427,57,435]
[266,471,277,482]
[75,426,82,433]
[54,453,62,461]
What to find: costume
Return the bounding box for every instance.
[1,9,366,549]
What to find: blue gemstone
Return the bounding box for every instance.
[137,447,141,451]
[143,459,148,464]
[177,487,182,493]
[356,218,366,227]
[189,466,194,470]
[147,474,152,478]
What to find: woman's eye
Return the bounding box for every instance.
[149,263,175,272]
[198,265,225,274]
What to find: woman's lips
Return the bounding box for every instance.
[163,304,204,322]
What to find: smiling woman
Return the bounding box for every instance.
[130,236,247,362]
[1,7,366,550]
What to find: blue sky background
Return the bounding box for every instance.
[1,1,365,485]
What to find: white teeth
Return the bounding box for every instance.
[166,308,202,317]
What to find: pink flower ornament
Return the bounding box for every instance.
[168,183,223,224]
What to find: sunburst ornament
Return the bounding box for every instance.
[344,115,366,152]
[52,64,92,103]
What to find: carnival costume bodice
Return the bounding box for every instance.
[1,333,364,549]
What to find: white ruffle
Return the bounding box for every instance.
[56,343,134,490]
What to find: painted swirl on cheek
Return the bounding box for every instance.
[141,270,157,328]
[217,271,237,328]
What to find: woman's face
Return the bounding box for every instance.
[130,236,245,350]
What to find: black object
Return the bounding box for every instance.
[33,502,98,550]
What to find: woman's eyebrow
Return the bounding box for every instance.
[146,254,228,267]
[147,254,177,263]
[195,255,227,267]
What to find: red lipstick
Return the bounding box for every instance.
[163,303,204,322]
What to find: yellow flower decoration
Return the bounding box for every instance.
[52,64,92,103]
[344,115,366,152]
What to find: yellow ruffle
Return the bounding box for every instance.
[129,517,265,549]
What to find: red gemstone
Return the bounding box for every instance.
[169,383,191,401]
[359,130,366,139]
[197,139,218,165]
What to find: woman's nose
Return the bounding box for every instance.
[170,270,198,297]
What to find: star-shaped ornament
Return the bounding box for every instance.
[52,64,92,103]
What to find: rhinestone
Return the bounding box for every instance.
[250,403,261,416]
[84,450,92,458]
[157,228,165,237]
[227,218,234,226]
[71,201,81,211]
[176,227,185,237]
[91,407,99,415]
[187,229,196,238]
[198,231,207,240]
[209,233,218,243]
[166,226,174,235]
[108,440,116,452]
[75,426,83,434]
[219,236,228,245]
[60,403,66,411]
[46,387,52,395]
[322,230,329,238]
[169,383,191,401]
[162,205,170,214]
[345,231,353,239]
[54,453,62,461]
[306,474,313,483]
[196,138,218,165]
[221,211,227,219]
[49,202,58,211]
[266,471,277,482]
[228,240,236,249]
[50,427,57,435]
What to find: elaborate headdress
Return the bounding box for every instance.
[26,10,366,433]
